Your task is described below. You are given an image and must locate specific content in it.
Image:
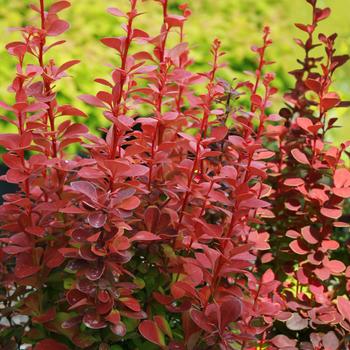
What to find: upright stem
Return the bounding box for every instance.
[177,41,221,225]
[148,0,169,191]
[38,0,58,158]
[40,0,45,30]
[110,2,136,159]
[198,179,214,218]
[38,0,45,67]
[15,55,32,221]
[251,37,267,98]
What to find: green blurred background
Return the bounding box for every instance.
[0,0,349,143]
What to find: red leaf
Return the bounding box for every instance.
[139,320,166,347]
[56,59,80,75]
[25,226,45,237]
[79,94,105,107]
[291,148,310,165]
[62,123,88,138]
[251,94,263,106]
[32,308,56,323]
[120,297,141,312]
[35,339,69,350]
[133,51,154,61]
[20,132,33,149]
[78,167,105,179]
[122,164,149,177]
[211,126,228,142]
[337,297,350,323]
[289,240,308,255]
[6,169,28,183]
[46,19,70,36]
[320,207,342,219]
[300,226,318,244]
[118,196,140,211]
[322,331,339,350]
[105,310,121,325]
[100,37,122,51]
[321,240,339,251]
[314,267,331,281]
[130,231,161,242]
[88,212,107,228]
[286,230,300,238]
[334,168,350,188]
[45,250,65,268]
[0,134,20,149]
[333,187,350,198]
[49,1,71,13]
[71,181,97,201]
[85,264,105,280]
[190,309,215,332]
[2,153,22,169]
[171,281,197,300]
[110,322,127,336]
[0,101,14,111]
[15,264,41,279]
[2,246,30,254]
[169,42,188,61]
[305,79,321,93]
[58,105,87,117]
[240,197,270,209]
[23,102,48,113]
[296,117,313,132]
[323,258,345,274]
[315,7,331,22]
[134,65,158,74]
[286,313,308,331]
[262,268,275,284]
[83,312,107,329]
[107,7,127,17]
[284,178,304,187]
[295,23,310,32]
[111,236,131,252]
[144,206,160,232]
[271,335,297,348]
[132,29,149,39]
[154,315,173,339]
[165,14,186,27]
[321,92,340,111]
[220,298,242,328]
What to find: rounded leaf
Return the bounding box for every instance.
[139,320,166,347]
[35,339,69,350]
[286,313,308,331]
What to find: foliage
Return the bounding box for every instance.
[0,0,349,144]
[0,0,350,349]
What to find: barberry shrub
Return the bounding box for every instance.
[0,0,350,349]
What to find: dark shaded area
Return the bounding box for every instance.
[0,164,19,204]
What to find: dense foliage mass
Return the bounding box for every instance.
[0,0,349,143]
[0,0,350,349]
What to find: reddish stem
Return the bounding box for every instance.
[39,0,45,30]
[110,1,137,159]
[177,41,221,224]
[38,0,58,158]
[148,1,169,191]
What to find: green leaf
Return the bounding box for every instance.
[123,317,139,332]
[64,278,74,289]
[72,333,98,348]
[133,277,145,289]
[154,315,172,339]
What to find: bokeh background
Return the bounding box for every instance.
[0,0,349,143]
